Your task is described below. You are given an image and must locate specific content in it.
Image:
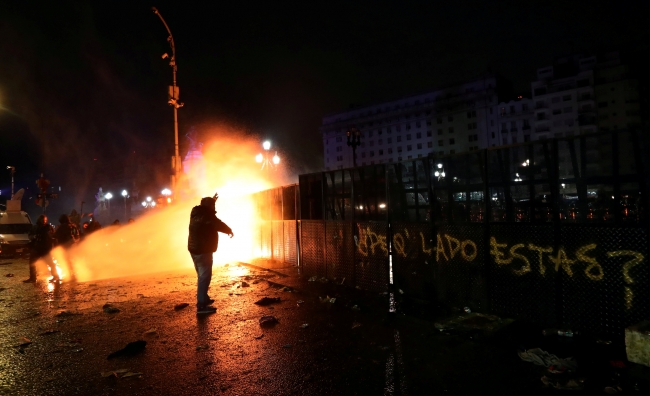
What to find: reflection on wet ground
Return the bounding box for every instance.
[0,258,393,395]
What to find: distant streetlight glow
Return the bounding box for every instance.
[257,140,280,170]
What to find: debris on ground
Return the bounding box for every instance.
[319,296,336,304]
[281,286,292,292]
[174,303,189,311]
[143,329,157,335]
[434,313,510,333]
[107,340,147,360]
[5,273,14,277]
[254,334,264,339]
[518,348,578,371]
[121,372,143,378]
[103,303,120,314]
[56,310,80,317]
[259,315,279,327]
[100,368,130,378]
[541,376,585,390]
[241,281,250,287]
[352,322,362,329]
[196,344,209,351]
[40,330,60,336]
[301,323,309,329]
[351,305,360,311]
[282,344,292,348]
[254,297,281,306]
[297,300,304,305]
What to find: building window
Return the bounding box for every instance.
[562,94,572,101]
[397,146,402,153]
[336,136,342,142]
[552,96,561,104]
[448,127,454,133]
[449,138,455,144]
[467,110,477,118]
[416,132,422,138]
[368,131,373,137]
[397,136,402,142]
[407,155,412,159]
[438,140,444,146]
[524,135,530,142]
[417,143,422,149]
[437,117,443,124]
[378,139,383,145]
[369,140,374,146]
[438,129,443,135]
[448,116,453,122]
[416,122,421,128]
[370,151,375,157]
[500,107,506,116]
[427,131,432,137]
[427,142,433,148]
[407,145,412,151]
[379,149,384,155]
[336,146,342,152]
[406,134,412,140]
[406,124,411,130]
[510,106,515,113]
[450,150,455,154]
[388,137,392,143]
[522,104,528,111]
[361,152,366,158]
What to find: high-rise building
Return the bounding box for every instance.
[320,74,512,170]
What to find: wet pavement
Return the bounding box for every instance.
[1,257,650,395]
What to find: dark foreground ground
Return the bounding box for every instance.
[1,257,649,395]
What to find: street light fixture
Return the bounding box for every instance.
[346,127,361,167]
[434,163,446,180]
[161,188,172,204]
[256,141,280,170]
[121,190,128,220]
[152,7,183,202]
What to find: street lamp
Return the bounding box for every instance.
[256,141,280,170]
[346,127,361,167]
[434,163,446,180]
[141,196,156,209]
[161,188,172,204]
[105,192,113,218]
[152,7,183,202]
[121,190,128,220]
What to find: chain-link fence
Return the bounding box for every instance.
[251,130,649,336]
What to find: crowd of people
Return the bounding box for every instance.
[23,209,134,283]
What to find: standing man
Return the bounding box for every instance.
[24,215,55,283]
[188,193,234,314]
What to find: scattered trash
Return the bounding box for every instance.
[301,323,309,329]
[88,284,97,287]
[5,273,14,277]
[107,340,147,360]
[308,276,317,282]
[121,372,143,378]
[174,303,189,311]
[463,307,471,313]
[281,286,292,292]
[340,277,346,285]
[351,305,360,311]
[103,304,121,314]
[319,296,336,304]
[352,322,362,329]
[71,348,83,353]
[56,310,80,317]
[254,334,264,339]
[282,344,292,348]
[259,315,279,327]
[604,386,623,394]
[143,329,157,335]
[254,297,281,306]
[196,344,209,351]
[252,280,260,284]
[597,339,613,345]
[297,300,304,305]
[136,294,146,298]
[398,289,404,294]
[241,281,250,287]
[541,376,585,390]
[519,348,577,371]
[100,368,130,378]
[542,328,579,337]
[40,330,60,336]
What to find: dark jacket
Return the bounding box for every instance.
[187,205,232,254]
[29,223,54,255]
[54,223,80,246]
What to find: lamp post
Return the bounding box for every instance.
[121,190,128,220]
[346,127,361,167]
[6,166,15,199]
[142,196,156,209]
[255,140,280,170]
[161,188,172,205]
[152,7,183,202]
[105,192,113,219]
[434,163,446,180]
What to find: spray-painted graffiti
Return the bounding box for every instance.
[355,226,645,309]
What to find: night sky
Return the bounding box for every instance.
[1,0,648,211]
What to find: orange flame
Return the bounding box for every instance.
[36,127,290,282]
